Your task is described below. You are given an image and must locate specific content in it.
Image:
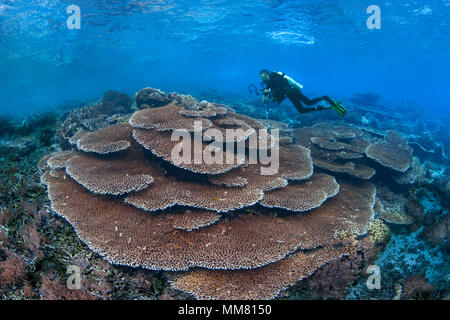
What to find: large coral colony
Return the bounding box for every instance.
[33,87,443,299]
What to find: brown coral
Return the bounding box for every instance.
[135,87,171,109]
[330,126,363,139]
[129,104,213,132]
[179,104,227,118]
[311,136,346,151]
[68,129,89,146]
[132,128,243,175]
[124,172,264,213]
[40,95,382,300]
[43,168,375,272]
[208,144,313,192]
[165,209,222,231]
[292,123,375,180]
[46,150,74,169]
[365,130,413,172]
[65,146,155,195]
[259,173,339,212]
[129,104,277,175]
[170,243,352,300]
[400,274,435,300]
[43,170,295,270]
[76,124,133,154]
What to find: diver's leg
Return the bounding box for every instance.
[288,89,330,113]
[293,101,319,113]
[298,91,346,116]
[287,90,319,113]
[298,92,334,106]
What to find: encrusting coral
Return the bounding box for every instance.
[38,92,382,300]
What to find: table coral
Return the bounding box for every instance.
[38,96,382,300]
[366,130,413,172]
[292,123,375,180]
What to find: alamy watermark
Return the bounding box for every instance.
[367,5,381,30]
[170,121,280,175]
[366,265,381,290]
[66,5,81,30]
[66,265,81,289]
[65,5,381,31]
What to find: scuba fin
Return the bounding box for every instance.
[331,99,347,117]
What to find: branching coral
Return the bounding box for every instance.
[367,218,391,246]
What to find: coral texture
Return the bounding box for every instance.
[292,123,375,180]
[76,124,133,154]
[365,130,413,172]
[39,98,381,300]
[135,87,171,109]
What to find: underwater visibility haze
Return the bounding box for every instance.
[0,0,449,301]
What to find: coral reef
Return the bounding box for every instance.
[36,95,383,300]
[93,90,133,116]
[400,274,435,300]
[292,123,376,180]
[135,87,219,112]
[365,130,413,172]
[56,90,133,149]
[0,115,15,137]
[2,87,448,300]
[420,213,449,253]
[135,88,171,109]
[300,238,379,300]
[367,219,391,246]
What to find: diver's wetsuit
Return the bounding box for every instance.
[264,71,337,114]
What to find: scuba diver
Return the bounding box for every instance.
[252,69,346,117]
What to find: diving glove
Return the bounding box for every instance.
[331,99,347,117]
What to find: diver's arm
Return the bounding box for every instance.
[262,88,270,104]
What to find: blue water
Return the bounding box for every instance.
[0,0,449,117]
